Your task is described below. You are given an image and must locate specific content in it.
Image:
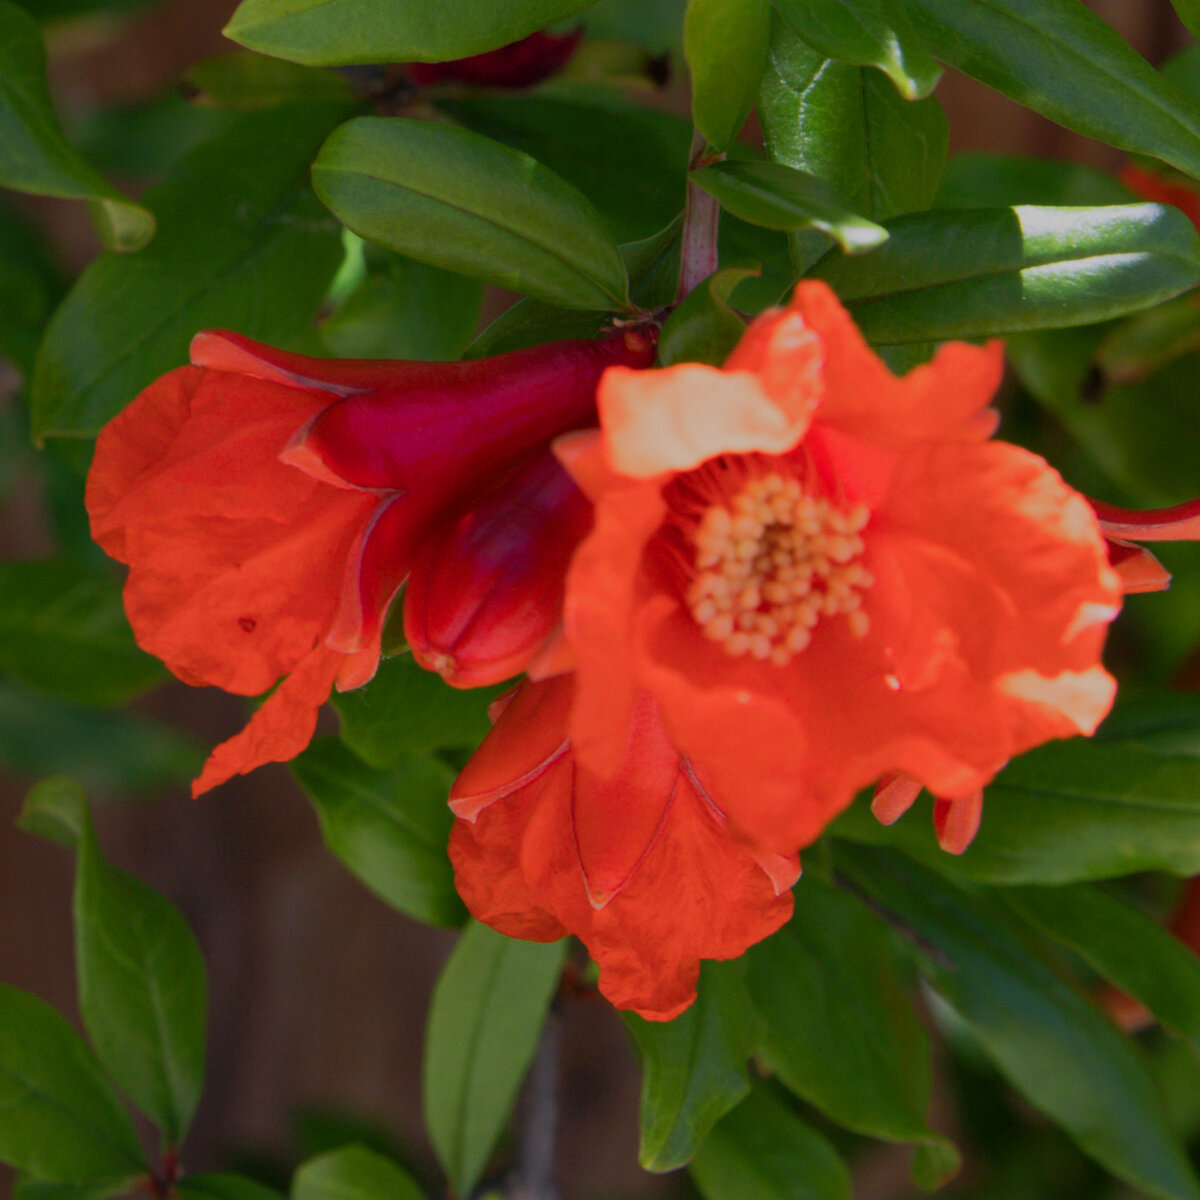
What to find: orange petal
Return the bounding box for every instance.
[192,644,343,795]
[788,281,1003,447]
[932,790,983,855]
[871,773,923,825]
[598,360,818,479]
[87,366,376,696]
[1107,540,1172,593]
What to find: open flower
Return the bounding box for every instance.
[87,327,656,795]
[448,674,798,1019]
[551,281,1122,858]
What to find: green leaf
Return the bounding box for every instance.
[331,654,505,768]
[0,985,144,1182]
[313,118,629,311]
[759,21,948,224]
[423,923,566,1199]
[293,1146,423,1200]
[0,198,60,374]
[13,1180,132,1200]
[685,0,772,150]
[0,560,162,707]
[75,802,208,1143]
[690,1086,852,1200]
[905,0,1200,182]
[31,100,354,441]
[936,152,1136,209]
[0,0,154,251]
[811,204,1200,344]
[225,0,598,66]
[1093,293,1200,388]
[291,738,465,928]
[18,776,87,850]
[0,681,204,795]
[185,51,355,110]
[1170,1,1200,43]
[1010,333,1200,503]
[690,161,887,252]
[748,878,953,1167]
[437,92,691,245]
[839,846,1200,1200]
[178,1176,286,1200]
[1001,884,1200,1042]
[659,266,754,368]
[772,0,940,99]
[625,960,759,1173]
[833,700,1200,884]
[319,248,482,362]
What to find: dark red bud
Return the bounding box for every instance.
[405,451,592,688]
[407,29,583,90]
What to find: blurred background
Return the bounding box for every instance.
[0,2,1194,1197]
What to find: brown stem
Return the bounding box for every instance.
[677,129,724,302]
[507,1008,564,1200]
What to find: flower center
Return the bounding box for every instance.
[686,472,874,665]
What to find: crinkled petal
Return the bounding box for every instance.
[599,363,819,479]
[87,366,376,695]
[192,644,343,796]
[787,281,1003,447]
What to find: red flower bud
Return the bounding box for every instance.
[407,29,582,89]
[405,451,591,688]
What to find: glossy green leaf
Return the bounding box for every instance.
[423,923,566,1199]
[18,775,87,850]
[75,802,207,1143]
[759,21,948,224]
[905,0,1200,181]
[748,879,954,1170]
[833,728,1200,885]
[659,266,754,368]
[0,985,144,1181]
[685,0,772,150]
[811,204,1200,344]
[772,0,940,99]
[331,654,505,768]
[839,847,1200,1200]
[437,93,691,245]
[690,161,887,252]
[31,100,353,441]
[0,681,203,794]
[625,960,759,1173]
[291,739,465,928]
[936,152,1135,209]
[1001,885,1200,1042]
[314,118,629,310]
[185,51,354,110]
[0,0,154,251]
[0,560,162,706]
[225,0,597,66]
[467,217,683,357]
[292,1146,423,1200]
[690,1086,852,1200]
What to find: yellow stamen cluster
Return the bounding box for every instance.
[686,473,874,666]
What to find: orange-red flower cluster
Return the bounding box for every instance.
[91,281,1189,1020]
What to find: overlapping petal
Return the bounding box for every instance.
[448,676,796,1019]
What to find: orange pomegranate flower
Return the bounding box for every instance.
[87,327,656,796]
[448,674,798,1019]
[551,281,1123,858]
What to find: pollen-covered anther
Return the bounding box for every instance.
[686,473,873,665]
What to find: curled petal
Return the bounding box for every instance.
[871,773,923,825]
[1092,496,1200,542]
[1107,540,1172,593]
[193,644,343,796]
[932,790,984,855]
